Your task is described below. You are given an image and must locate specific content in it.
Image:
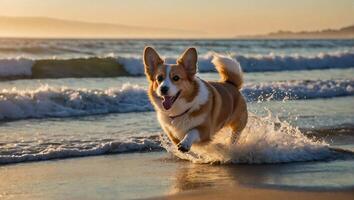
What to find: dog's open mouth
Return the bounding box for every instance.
[162,90,181,110]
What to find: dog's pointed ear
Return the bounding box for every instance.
[143,47,163,81]
[177,47,197,78]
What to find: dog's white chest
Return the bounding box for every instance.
[157,112,206,140]
[155,78,209,140]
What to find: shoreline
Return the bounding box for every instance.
[1,151,353,199]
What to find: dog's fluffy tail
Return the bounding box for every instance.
[211,54,243,90]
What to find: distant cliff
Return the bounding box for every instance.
[0,16,203,38]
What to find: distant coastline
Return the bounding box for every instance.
[0,16,353,39]
[237,24,354,39]
[0,16,204,38]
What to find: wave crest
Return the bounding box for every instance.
[0,84,152,120]
[0,136,162,164]
[1,79,353,121]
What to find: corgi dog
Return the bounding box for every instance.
[143,47,248,152]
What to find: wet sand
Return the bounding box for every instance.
[0,152,353,200]
[151,187,354,200]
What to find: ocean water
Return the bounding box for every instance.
[0,39,354,190]
[1,39,354,77]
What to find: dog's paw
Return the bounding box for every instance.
[177,143,190,153]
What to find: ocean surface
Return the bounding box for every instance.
[0,39,354,190]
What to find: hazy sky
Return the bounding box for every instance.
[1,0,353,37]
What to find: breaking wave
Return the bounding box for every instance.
[0,79,353,121]
[0,84,152,121]
[0,51,353,78]
[0,135,163,164]
[243,79,354,101]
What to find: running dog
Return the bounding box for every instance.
[143,47,248,152]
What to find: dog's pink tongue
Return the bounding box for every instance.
[162,96,173,110]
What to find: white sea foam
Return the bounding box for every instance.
[0,137,162,164]
[232,51,354,72]
[0,83,152,120]
[243,79,354,101]
[117,56,144,76]
[0,80,353,121]
[162,112,332,164]
[0,58,34,77]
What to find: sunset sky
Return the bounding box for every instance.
[0,0,353,37]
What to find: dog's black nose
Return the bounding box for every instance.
[160,86,169,95]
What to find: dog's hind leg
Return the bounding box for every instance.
[229,131,241,145]
[229,112,248,145]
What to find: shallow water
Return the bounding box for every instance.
[1,38,353,59]
[1,39,354,78]
[0,69,354,164]
[0,90,353,164]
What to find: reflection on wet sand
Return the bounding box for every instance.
[169,157,354,194]
[170,162,237,193]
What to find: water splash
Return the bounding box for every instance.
[161,112,332,164]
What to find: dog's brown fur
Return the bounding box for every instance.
[144,47,248,152]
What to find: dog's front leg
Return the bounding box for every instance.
[177,129,201,152]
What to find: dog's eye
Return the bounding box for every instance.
[157,75,164,82]
[172,75,180,81]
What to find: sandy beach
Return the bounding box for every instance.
[0,151,353,200]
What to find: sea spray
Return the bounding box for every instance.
[161,112,332,164]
